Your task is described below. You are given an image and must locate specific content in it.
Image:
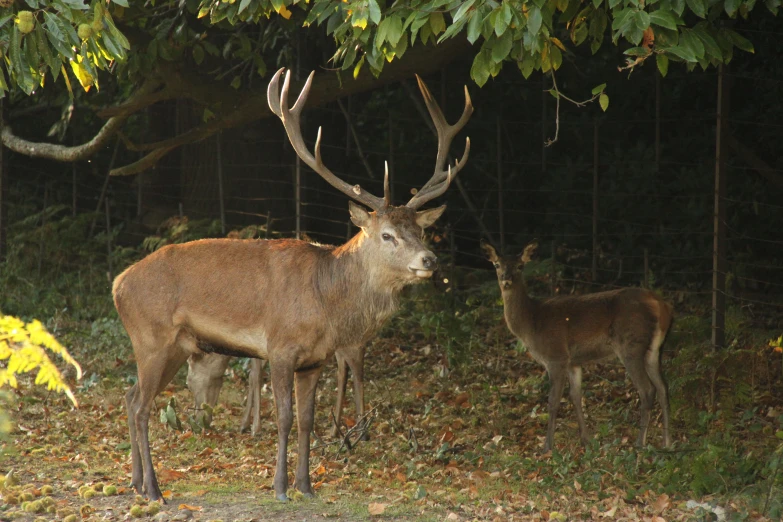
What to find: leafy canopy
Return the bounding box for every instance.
[0,0,774,97]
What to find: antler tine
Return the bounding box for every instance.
[267,67,386,211]
[407,76,473,209]
[383,161,391,208]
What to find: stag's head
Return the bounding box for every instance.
[481,240,538,291]
[268,69,472,284]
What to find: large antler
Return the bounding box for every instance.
[406,74,473,210]
[267,68,390,211]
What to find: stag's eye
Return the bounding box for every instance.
[382,233,393,242]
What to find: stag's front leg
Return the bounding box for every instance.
[294,366,323,497]
[270,360,295,501]
[567,366,591,446]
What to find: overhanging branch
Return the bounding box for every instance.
[0,79,163,162]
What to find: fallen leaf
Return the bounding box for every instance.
[653,493,670,513]
[178,504,202,511]
[368,502,388,515]
[599,505,617,518]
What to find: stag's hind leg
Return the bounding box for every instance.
[240,358,266,436]
[330,351,349,438]
[543,364,568,453]
[130,345,190,502]
[125,384,143,494]
[645,329,671,447]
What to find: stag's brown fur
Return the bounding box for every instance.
[482,241,673,451]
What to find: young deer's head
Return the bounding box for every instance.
[481,240,538,291]
[268,69,472,285]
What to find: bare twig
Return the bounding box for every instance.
[544,70,603,147]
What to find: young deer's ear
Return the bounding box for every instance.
[480,240,498,263]
[415,205,446,229]
[349,201,372,229]
[520,240,539,264]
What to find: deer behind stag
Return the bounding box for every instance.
[481,241,673,452]
[113,68,472,502]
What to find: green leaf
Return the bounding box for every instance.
[724,0,741,15]
[686,0,706,17]
[238,0,251,14]
[452,0,476,23]
[518,54,535,78]
[599,93,609,111]
[111,0,129,6]
[527,6,543,35]
[656,53,669,76]
[724,28,754,53]
[775,430,783,440]
[549,44,562,70]
[230,75,241,89]
[633,10,650,32]
[491,31,512,63]
[192,44,204,65]
[649,10,679,30]
[430,11,445,35]
[466,11,482,44]
[494,6,508,36]
[591,83,606,95]
[680,29,704,59]
[470,49,490,86]
[693,26,722,60]
[385,16,403,46]
[666,44,696,61]
[368,0,381,24]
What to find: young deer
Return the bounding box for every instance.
[481,240,673,451]
[113,68,472,502]
[186,343,367,439]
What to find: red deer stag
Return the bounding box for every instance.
[187,344,367,439]
[481,241,673,451]
[113,68,472,502]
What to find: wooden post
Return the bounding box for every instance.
[541,76,547,174]
[550,240,556,296]
[655,71,661,174]
[346,221,352,241]
[37,184,49,278]
[497,116,505,254]
[216,132,226,235]
[72,161,77,217]
[712,64,727,351]
[449,224,456,308]
[643,248,649,289]
[0,98,7,264]
[178,202,184,219]
[105,198,113,282]
[592,119,599,283]
[345,96,352,157]
[136,172,143,219]
[388,110,395,204]
[89,137,120,237]
[265,211,273,239]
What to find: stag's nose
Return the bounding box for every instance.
[421,255,437,270]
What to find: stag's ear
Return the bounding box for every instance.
[480,240,498,263]
[415,205,446,229]
[349,201,372,229]
[520,240,539,264]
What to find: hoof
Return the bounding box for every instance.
[276,494,289,502]
[302,491,315,499]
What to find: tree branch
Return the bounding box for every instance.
[0,79,163,162]
[111,38,472,176]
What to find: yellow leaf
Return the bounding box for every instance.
[277,4,292,19]
[368,503,388,515]
[69,60,94,91]
[551,37,567,51]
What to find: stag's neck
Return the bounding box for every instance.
[501,279,538,341]
[318,233,400,342]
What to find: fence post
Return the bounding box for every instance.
[550,240,556,296]
[72,161,77,217]
[89,137,120,237]
[37,184,49,278]
[541,76,547,174]
[388,110,395,204]
[265,210,273,240]
[136,172,143,219]
[497,115,505,254]
[0,98,7,264]
[592,119,599,283]
[346,221,352,241]
[216,132,226,235]
[179,202,184,219]
[712,64,727,351]
[655,69,661,174]
[643,248,649,289]
[105,197,113,282]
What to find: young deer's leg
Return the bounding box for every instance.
[621,353,656,448]
[241,358,265,436]
[293,366,323,496]
[330,351,349,438]
[125,384,143,494]
[645,334,671,447]
[134,350,189,502]
[567,366,591,446]
[270,359,295,501]
[544,365,568,453]
[347,347,369,441]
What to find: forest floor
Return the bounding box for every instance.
[2,306,782,521]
